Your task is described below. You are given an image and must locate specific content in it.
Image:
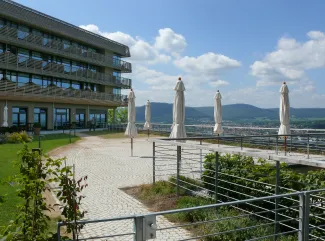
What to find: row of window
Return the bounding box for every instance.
[12,107,107,129]
[0,70,121,94]
[0,18,99,54]
[0,43,100,73]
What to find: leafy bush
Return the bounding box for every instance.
[202,153,325,237]
[6,131,32,144]
[169,196,296,241]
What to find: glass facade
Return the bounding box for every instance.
[34,108,47,129]
[0,18,99,55]
[12,107,27,127]
[54,108,70,129]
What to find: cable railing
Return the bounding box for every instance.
[0,52,131,88]
[0,25,132,72]
[0,80,128,105]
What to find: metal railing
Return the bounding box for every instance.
[0,80,128,105]
[0,25,132,72]
[0,52,131,88]
[107,123,325,156]
[57,190,324,240]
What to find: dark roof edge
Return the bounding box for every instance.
[1,0,131,57]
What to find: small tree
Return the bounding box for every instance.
[116,108,128,123]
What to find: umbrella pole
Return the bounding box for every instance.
[148,129,149,139]
[218,134,220,147]
[284,136,287,156]
[131,137,133,157]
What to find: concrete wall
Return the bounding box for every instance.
[0,100,110,130]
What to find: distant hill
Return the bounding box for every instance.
[135,102,325,123]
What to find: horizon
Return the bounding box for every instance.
[135,102,325,109]
[15,0,325,108]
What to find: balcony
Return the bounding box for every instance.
[0,52,132,89]
[0,26,132,73]
[0,79,128,107]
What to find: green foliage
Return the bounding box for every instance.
[0,141,87,240]
[116,108,128,123]
[33,123,41,128]
[107,108,128,124]
[202,153,325,237]
[55,164,87,240]
[0,145,63,240]
[6,132,32,144]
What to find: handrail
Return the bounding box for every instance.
[0,80,128,104]
[0,52,131,88]
[0,25,132,72]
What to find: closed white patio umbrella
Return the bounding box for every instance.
[2,105,8,127]
[143,100,152,138]
[214,90,223,146]
[278,82,290,154]
[170,77,186,141]
[214,90,223,134]
[125,89,138,156]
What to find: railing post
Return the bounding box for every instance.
[304,192,310,241]
[298,193,304,241]
[240,136,243,150]
[276,135,279,155]
[134,216,144,241]
[307,134,310,159]
[200,140,203,176]
[57,223,61,241]
[177,145,181,196]
[153,142,156,185]
[290,135,292,153]
[215,151,219,203]
[274,160,280,240]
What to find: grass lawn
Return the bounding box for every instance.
[81,130,165,139]
[0,133,80,229]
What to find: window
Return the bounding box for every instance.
[62,59,71,73]
[0,70,3,80]
[90,84,97,92]
[6,71,17,83]
[89,65,97,73]
[18,48,29,63]
[113,88,121,95]
[71,61,79,73]
[42,77,50,88]
[63,39,70,50]
[0,19,4,29]
[43,34,50,46]
[71,81,80,90]
[32,75,42,86]
[18,25,29,40]
[32,51,42,61]
[0,43,4,54]
[7,45,17,55]
[61,80,70,89]
[113,55,121,66]
[18,73,29,86]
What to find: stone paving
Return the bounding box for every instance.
[51,136,193,241]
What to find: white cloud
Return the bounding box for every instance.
[154,28,187,54]
[174,52,241,74]
[209,80,230,88]
[251,31,325,87]
[80,24,171,64]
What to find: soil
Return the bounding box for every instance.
[122,185,179,212]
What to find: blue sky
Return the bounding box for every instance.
[17,0,325,108]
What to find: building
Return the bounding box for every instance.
[0,0,132,130]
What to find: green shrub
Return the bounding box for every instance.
[6,131,32,144]
[33,122,41,128]
[202,153,325,238]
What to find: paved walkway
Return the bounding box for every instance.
[51,136,192,241]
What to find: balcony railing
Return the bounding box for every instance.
[0,52,132,88]
[0,25,132,72]
[0,79,128,106]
